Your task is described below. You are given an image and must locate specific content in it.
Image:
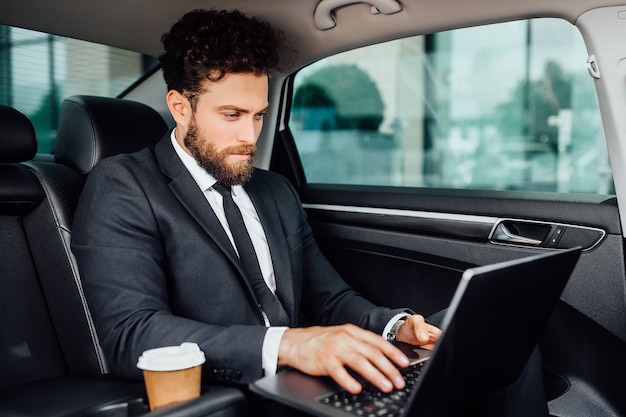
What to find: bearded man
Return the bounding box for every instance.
[72,9,547,417]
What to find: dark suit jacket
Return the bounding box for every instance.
[72,133,408,384]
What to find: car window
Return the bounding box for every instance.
[290,18,612,195]
[0,25,156,154]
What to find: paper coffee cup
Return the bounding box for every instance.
[137,342,206,410]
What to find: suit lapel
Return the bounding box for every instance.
[153,136,245,278]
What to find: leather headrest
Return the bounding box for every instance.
[0,105,37,163]
[55,95,169,174]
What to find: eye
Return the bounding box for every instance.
[224,112,240,120]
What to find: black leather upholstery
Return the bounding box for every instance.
[0,374,147,417]
[0,105,42,215]
[0,164,44,214]
[0,374,249,417]
[0,105,68,388]
[0,105,37,163]
[1,99,247,416]
[55,95,169,174]
[18,96,169,377]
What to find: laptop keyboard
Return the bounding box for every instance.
[318,361,425,417]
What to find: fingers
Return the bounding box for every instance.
[278,324,409,394]
[396,315,442,347]
[326,360,362,394]
[338,329,408,393]
[357,348,407,392]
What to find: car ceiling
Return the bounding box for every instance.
[1,0,625,72]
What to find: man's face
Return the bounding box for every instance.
[183,73,269,186]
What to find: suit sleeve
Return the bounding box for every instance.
[72,157,267,384]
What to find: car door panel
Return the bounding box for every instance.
[300,186,626,334]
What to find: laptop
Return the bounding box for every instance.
[250,247,582,417]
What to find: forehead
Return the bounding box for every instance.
[198,73,269,108]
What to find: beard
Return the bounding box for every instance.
[184,119,256,186]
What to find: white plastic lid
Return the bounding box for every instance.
[136,342,206,371]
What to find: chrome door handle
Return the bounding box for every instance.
[492,223,543,245]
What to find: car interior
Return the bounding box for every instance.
[1,0,626,416]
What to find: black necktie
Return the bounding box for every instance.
[212,183,290,326]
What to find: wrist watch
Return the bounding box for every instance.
[386,319,406,342]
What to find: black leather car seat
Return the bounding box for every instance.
[17,95,170,376]
[0,98,247,416]
[53,95,170,175]
[0,104,60,388]
[0,100,162,415]
[0,104,150,416]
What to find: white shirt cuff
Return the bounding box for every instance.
[262,326,289,376]
[382,313,412,340]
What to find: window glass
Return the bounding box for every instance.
[290,19,612,194]
[0,25,156,154]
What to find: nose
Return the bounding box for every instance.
[238,116,261,144]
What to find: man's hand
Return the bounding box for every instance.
[395,314,442,350]
[278,324,411,394]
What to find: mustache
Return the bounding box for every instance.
[223,144,257,156]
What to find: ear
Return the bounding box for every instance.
[166,90,192,128]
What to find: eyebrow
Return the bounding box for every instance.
[217,104,270,114]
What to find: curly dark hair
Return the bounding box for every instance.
[159,9,287,106]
